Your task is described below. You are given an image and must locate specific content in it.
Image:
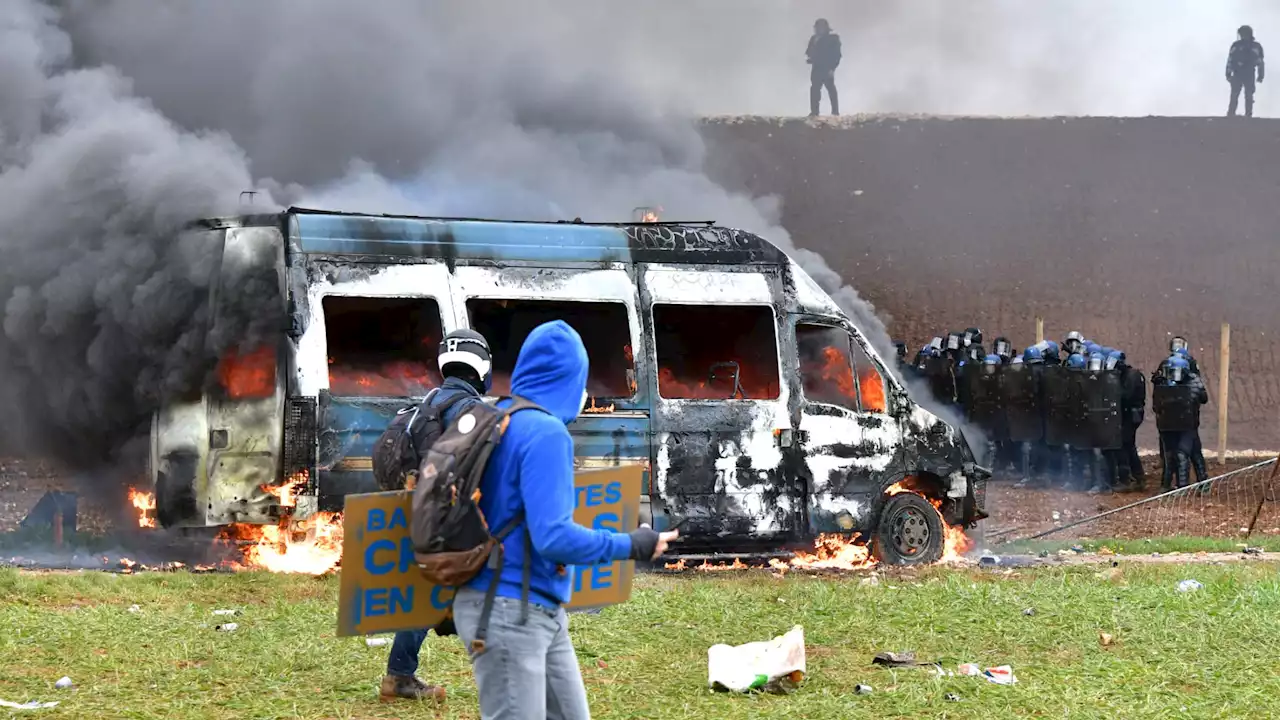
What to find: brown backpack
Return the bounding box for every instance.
[410,395,548,652]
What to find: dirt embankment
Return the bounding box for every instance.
[702,116,1280,450]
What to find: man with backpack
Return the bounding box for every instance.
[373,328,494,703]
[431,320,676,719]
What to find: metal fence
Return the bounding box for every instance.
[1005,457,1280,543]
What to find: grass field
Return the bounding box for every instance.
[3,562,1279,719]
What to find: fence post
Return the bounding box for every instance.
[1218,323,1230,465]
[1035,317,1044,345]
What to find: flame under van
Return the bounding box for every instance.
[150,207,987,564]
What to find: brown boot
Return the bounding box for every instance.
[379,674,446,703]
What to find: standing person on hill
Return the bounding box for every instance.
[1227,25,1265,117]
[806,18,842,117]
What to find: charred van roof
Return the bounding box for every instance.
[275,206,789,266]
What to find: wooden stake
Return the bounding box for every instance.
[1218,323,1231,465]
[1035,317,1044,345]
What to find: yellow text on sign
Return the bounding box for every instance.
[337,465,643,637]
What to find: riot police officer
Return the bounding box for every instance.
[1009,345,1047,487]
[1043,352,1088,489]
[1043,340,1063,366]
[992,336,1014,364]
[1113,350,1147,490]
[1084,352,1124,495]
[926,336,958,405]
[967,354,1005,467]
[1153,355,1209,490]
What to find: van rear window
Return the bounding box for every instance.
[466,299,634,404]
[653,304,780,400]
[323,296,443,396]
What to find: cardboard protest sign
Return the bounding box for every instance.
[337,464,643,637]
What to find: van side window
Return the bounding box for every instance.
[795,324,858,411]
[653,304,780,400]
[467,299,634,401]
[323,296,443,396]
[849,337,888,414]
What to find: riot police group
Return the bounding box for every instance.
[896,330,1210,494]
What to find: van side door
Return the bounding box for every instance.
[791,318,906,536]
[640,266,800,548]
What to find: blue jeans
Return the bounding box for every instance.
[387,629,429,677]
[453,587,591,720]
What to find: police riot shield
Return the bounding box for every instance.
[1002,363,1044,443]
[966,367,1006,441]
[1044,366,1075,445]
[925,356,955,404]
[1085,370,1123,450]
[1153,383,1199,432]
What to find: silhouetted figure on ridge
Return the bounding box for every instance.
[1227,25,1265,117]
[806,18,842,117]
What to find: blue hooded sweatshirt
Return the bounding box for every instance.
[464,320,633,607]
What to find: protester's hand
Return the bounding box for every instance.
[654,529,679,559]
[628,524,680,561]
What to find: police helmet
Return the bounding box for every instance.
[438,328,493,392]
[929,336,944,351]
[1067,353,1086,369]
[993,337,1012,359]
[964,327,983,347]
[1064,331,1084,354]
[1166,355,1190,384]
[1011,355,1025,365]
[1170,336,1188,353]
[946,332,962,351]
[1087,353,1104,373]
[1105,350,1122,371]
[1024,345,1044,363]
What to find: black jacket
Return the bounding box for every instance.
[807,33,842,71]
[1227,39,1265,79]
[1120,366,1146,427]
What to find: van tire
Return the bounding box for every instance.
[871,493,944,565]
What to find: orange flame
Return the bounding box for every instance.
[788,533,876,570]
[212,471,343,575]
[265,471,309,509]
[217,345,276,399]
[858,367,887,413]
[582,398,615,414]
[821,346,857,400]
[782,481,973,569]
[128,488,156,529]
[217,512,343,576]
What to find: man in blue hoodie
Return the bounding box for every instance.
[452,320,676,720]
[380,329,493,703]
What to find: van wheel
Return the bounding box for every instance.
[872,494,944,565]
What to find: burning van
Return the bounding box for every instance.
[149,207,986,564]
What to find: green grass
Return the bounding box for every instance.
[1001,535,1280,556]
[3,563,1280,719]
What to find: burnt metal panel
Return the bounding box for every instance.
[284,207,784,267]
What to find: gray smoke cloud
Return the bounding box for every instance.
[0,0,284,464]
